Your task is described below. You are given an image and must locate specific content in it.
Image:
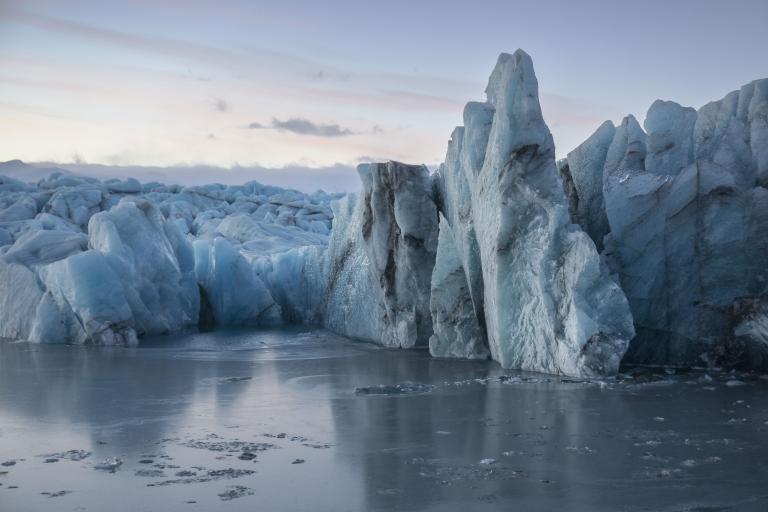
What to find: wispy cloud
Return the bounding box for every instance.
[212,97,228,112]
[248,118,355,137]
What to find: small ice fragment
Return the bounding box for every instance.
[479,458,496,465]
[94,457,122,471]
[435,431,451,435]
[725,380,746,387]
[653,417,665,422]
[680,459,696,467]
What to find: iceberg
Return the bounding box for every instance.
[318,162,438,348]
[566,79,768,368]
[193,237,281,327]
[433,51,634,377]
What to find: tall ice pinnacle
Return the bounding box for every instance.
[432,50,635,377]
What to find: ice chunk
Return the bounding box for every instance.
[0,261,43,340]
[89,199,199,336]
[563,120,615,249]
[2,230,87,267]
[45,185,104,227]
[644,100,696,176]
[0,196,38,222]
[193,237,281,327]
[436,50,634,377]
[316,194,381,341]
[316,163,438,348]
[604,115,647,180]
[35,250,137,345]
[355,161,438,347]
[429,216,489,360]
[104,178,142,194]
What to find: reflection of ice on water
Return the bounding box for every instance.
[0,329,767,511]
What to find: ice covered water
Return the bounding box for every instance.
[1,329,767,512]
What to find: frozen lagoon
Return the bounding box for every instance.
[1,329,767,512]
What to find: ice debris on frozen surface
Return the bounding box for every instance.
[94,457,122,472]
[354,382,435,396]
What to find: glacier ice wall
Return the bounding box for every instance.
[2,51,767,375]
[311,162,439,348]
[433,51,635,377]
[564,78,768,368]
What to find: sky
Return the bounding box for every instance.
[1,0,767,190]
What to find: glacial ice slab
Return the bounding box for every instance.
[318,162,439,348]
[434,50,635,377]
[428,216,489,360]
[557,78,768,368]
[88,199,199,336]
[194,237,282,328]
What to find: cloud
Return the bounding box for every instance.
[248,117,355,137]
[212,97,228,112]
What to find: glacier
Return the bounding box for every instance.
[431,51,634,377]
[1,51,767,376]
[0,173,336,345]
[564,79,768,368]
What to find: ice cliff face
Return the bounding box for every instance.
[432,51,635,377]
[310,162,438,348]
[564,79,768,368]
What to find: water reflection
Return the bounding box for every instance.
[1,330,767,511]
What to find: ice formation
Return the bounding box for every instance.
[0,173,336,344]
[1,50,766,376]
[565,79,768,368]
[432,51,634,376]
[307,162,438,348]
[428,216,489,360]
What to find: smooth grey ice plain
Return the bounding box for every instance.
[1,328,767,512]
